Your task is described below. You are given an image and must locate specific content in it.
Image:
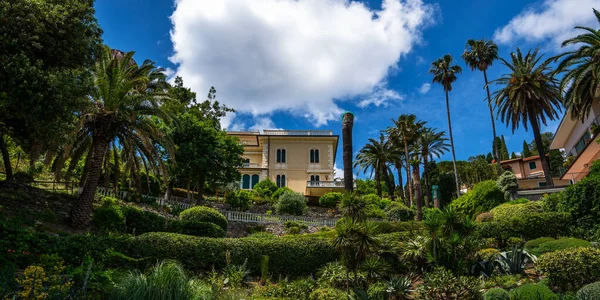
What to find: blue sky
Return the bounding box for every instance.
[95,0,600,178]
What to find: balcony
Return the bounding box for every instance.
[565,116,600,158]
[263,130,333,136]
[306,181,354,188]
[241,162,262,168]
[561,115,600,182]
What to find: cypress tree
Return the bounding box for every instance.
[522,140,532,158]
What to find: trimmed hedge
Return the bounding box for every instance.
[127,232,337,277]
[225,190,252,210]
[373,221,424,234]
[509,283,558,300]
[525,237,590,256]
[319,192,343,208]
[475,212,570,243]
[450,180,504,216]
[577,282,600,300]
[483,288,509,300]
[121,205,167,234]
[92,205,125,232]
[489,201,542,221]
[165,220,226,238]
[179,206,228,231]
[537,247,600,291]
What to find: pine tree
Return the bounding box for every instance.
[511,152,517,159]
[522,140,532,158]
[486,152,493,163]
[501,135,509,160]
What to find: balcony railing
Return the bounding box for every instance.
[241,162,261,168]
[263,130,333,136]
[564,115,600,168]
[307,181,348,188]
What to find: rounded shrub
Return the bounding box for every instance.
[490,201,542,221]
[524,237,556,249]
[275,191,307,216]
[385,203,415,221]
[450,180,504,216]
[225,190,252,210]
[484,288,509,300]
[308,288,347,300]
[509,283,558,300]
[253,179,278,198]
[271,187,292,200]
[179,206,228,231]
[166,220,225,238]
[92,205,125,232]
[476,212,493,223]
[319,192,343,208]
[577,281,600,300]
[362,193,381,206]
[120,206,167,234]
[556,176,600,240]
[537,247,600,291]
[526,237,590,256]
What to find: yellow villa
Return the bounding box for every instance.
[226,130,345,197]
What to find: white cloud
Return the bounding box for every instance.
[169,0,436,126]
[250,117,280,131]
[334,163,344,179]
[494,0,600,49]
[418,83,431,94]
[357,84,404,108]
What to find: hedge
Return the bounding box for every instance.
[121,205,168,234]
[319,192,343,208]
[165,220,226,238]
[179,206,228,231]
[556,176,600,240]
[577,282,600,300]
[509,283,558,300]
[450,180,504,216]
[483,288,509,300]
[475,212,570,243]
[537,247,600,291]
[373,221,424,234]
[525,237,590,256]
[489,201,542,221]
[127,232,337,277]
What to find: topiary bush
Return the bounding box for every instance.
[253,179,278,199]
[92,205,125,232]
[577,281,600,300]
[179,206,228,231]
[483,288,509,300]
[537,247,600,291]
[490,201,543,221]
[509,283,558,300]
[275,191,307,216]
[271,187,293,201]
[496,171,518,201]
[120,206,168,235]
[319,192,343,208]
[308,288,347,300]
[225,190,252,210]
[450,180,505,216]
[475,212,570,244]
[165,220,226,238]
[525,237,590,256]
[524,237,556,249]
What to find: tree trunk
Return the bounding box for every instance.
[141,156,152,195]
[43,150,55,167]
[342,112,354,192]
[53,151,66,182]
[484,70,503,174]
[381,163,395,200]
[412,162,423,221]
[422,154,431,207]
[197,173,205,205]
[113,143,119,192]
[71,135,109,229]
[103,147,110,189]
[529,111,554,187]
[403,139,413,206]
[28,141,42,168]
[132,156,142,194]
[445,90,461,197]
[394,161,404,202]
[0,135,14,181]
[375,168,382,198]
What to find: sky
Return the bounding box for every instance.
[94,0,600,179]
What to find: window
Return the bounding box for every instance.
[251,174,259,188]
[538,181,547,187]
[242,158,250,167]
[276,149,286,163]
[310,175,320,182]
[310,149,320,163]
[242,174,251,189]
[529,161,537,170]
[276,175,286,187]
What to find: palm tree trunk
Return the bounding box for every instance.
[381,163,395,200]
[71,135,109,228]
[0,135,13,181]
[412,162,423,221]
[113,143,119,192]
[394,161,404,202]
[65,144,86,182]
[445,90,461,198]
[375,167,382,198]
[342,113,354,192]
[529,111,554,187]
[422,154,431,207]
[141,155,152,195]
[483,70,502,174]
[403,139,413,206]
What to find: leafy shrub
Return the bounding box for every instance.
[476,248,501,261]
[271,187,292,200]
[476,212,494,223]
[484,288,509,300]
[255,278,319,299]
[225,190,252,210]
[490,201,543,221]
[541,192,563,212]
[506,198,529,205]
[120,206,167,235]
[179,206,228,231]
[385,203,415,221]
[524,237,556,249]
[556,176,600,240]
[577,282,600,300]
[253,179,278,199]
[475,212,570,244]
[99,196,119,207]
[537,247,600,291]
[525,237,590,256]
[362,193,381,206]
[372,221,424,234]
[319,192,343,208]
[367,282,388,300]
[128,232,337,277]
[379,198,392,209]
[450,180,505,216]
[508,283,558,300]
[92,205,125,232]
[284,221,308,230]
[366,206,386,219]
[308,288,347,300]
[416,267,482,300]
[506,237,524,248]
[275,191,307,216]
[165,220,226,238]
[496,171,518,201]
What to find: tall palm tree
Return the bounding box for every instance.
[342,112,354,192]
[490,48,562,187]
[386,114,425,206]
[416,128,449,208]
[553,8,600,121]
[410,157,424,221]
[354,134,393,198]
[388,146,405,202]
[430,55,462,197]
[462,39,502,172]
[70,46,171,228]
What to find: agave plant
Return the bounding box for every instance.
[386,275,412,300]
[497,246,537,275]
[470,259,500,278]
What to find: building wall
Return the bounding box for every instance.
[502,161,524,178]
[521,158,544,178]
[517,177,572,189]
[563,102,600,153]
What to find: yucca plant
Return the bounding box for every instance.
[386,276,412,300]
[497,246,537,275]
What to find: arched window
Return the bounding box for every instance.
[242,174,251,189]
[310,149,320,163]
[277,149,286,163]
[276,174,286,188]
[310,175,320,182]
[251,174,259,188]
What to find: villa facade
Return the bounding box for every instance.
[550,101,600,183]
[499,156,571,189]
[227,130,344,197]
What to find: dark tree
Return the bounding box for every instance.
[342,112,355,192]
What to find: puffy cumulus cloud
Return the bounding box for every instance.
[418,83,431,94]
[357,84,404,108]
[334,163,344,179]
[494,0,600,49]
[169,0,435,126]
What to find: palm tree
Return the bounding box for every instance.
[342,112,354,192]
[354,134,393,198]
[386,114,425,206]
[490,48,562,187]
[416,128,450,208]
[553,9,600,121]
[430,55,462,198]
[388,146,405,202]
[410,157,424,221]
[70,46,171,228]
[462,39,502,172]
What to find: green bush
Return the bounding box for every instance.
[362,193,381,206]
[366,205,386,219]
[556,176,600,240]
[165,220,226,238]
[379,198,392,209]
[541,192,564,212]
[253,179,278,199]
[179,206,228,231]
[509,283,558,300]
[308,288,347,300]
[525,237,590,256]
[385,203,415,221]
[319,192,343,208]
[506,198,529,205]
[475,212,570,243]
[367,282,388,300]
[537,247,600,291]
[577,282,600,300]
[99,196,119,207]
[92,205,125,232]
[225,190,252,210]
[121,206,168,235]
[416,267,482,300]
[128,232,337,277]
[484,288,509,300]
[254,278,319,299]
[490,201,543,221]
[275,191,307,216]
[271,187,293,200]
[524,237,556,249]
[373,221,424,234]
[450,180,505,216]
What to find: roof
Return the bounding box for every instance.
[500,155,542,164]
